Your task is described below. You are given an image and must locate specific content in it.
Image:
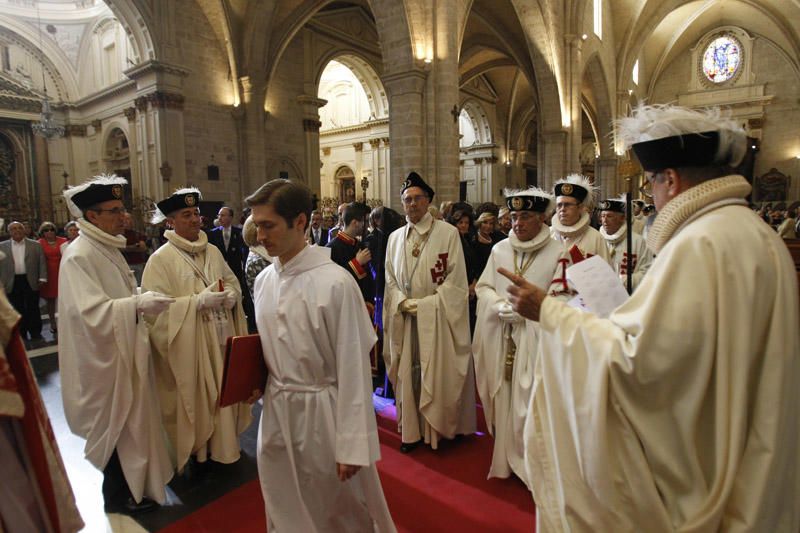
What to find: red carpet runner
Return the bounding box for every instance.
[159,404,535,532]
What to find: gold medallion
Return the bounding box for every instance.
[185,194,196,206]
[111,184,123,198]
[412,247,420,258]
[561,183,573,195]
[511,197,523,210]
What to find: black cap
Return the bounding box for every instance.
[599,199,626,213]
[157,190,201,216]
[401,171,434,201]
[554,182,589,203]
[631,131,723,172]
[506,194,550,213]
[71,182,125,209]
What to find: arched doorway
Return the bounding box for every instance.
[334,165,357,203]
[318,54,389,207]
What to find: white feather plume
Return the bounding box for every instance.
[554,173,598,210]
[151,186,202,224]
[615,104,747,167]
[63,174,128,219]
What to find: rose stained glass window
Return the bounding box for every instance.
[702,35,741,83]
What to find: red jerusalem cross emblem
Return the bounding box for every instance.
[430,252,449,285]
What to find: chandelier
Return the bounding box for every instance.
[31,7,64,139]
[32,94,64,138]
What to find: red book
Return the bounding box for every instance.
[219,334,268,407]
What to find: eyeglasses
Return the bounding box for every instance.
[639,171,663,200]
[402,195,428,205]
[91,207,128,216]
[555,202,578,210]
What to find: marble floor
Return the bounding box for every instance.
[31,346,262,533]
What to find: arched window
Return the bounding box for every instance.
[702,34,742,84]
[593,0,602,40]
[632,60,639,85]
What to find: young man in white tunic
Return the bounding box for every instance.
[58,176,174,514]
[247,179,395,532]
[472,187,570,489]
[500,105,800,532]
[598,196,653,292]
[549,174,611,265]
[383,172,476,453]
[142,188,252,475]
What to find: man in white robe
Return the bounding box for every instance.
[501,105,800,532]
[472,187,570,489]
[550,174,611,265]
[383,172,476,452]
[58,176,174,514]
[247,179,395,532]
[599,197,653,292]
[142,188,252,475]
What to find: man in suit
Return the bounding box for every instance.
[208,206,254,331]
[0,221,47,343]
[308,210,329,246]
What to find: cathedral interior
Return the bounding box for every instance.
[0,0,798,232]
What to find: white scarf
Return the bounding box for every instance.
[76,218,134,291]
[508,225,552,253]
[550,211,591,239]
[164,229,208,254]
[646,175,751,254]
[600,224,627,245]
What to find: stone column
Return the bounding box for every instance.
[564,34,583,175]
[424,1,462,202]
[540,131,568,191]
[382,69,426,211]
[123,107,142,199]
[595,157,619,199]
[353,142,364,197]
[369,138,381,201]
[297,95,327,195]
[32,134,53,223]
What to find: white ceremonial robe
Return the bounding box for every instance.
[526,184,800,532]
[254,245,395,533]
[58,221,172,504]
[632,213,646,235]
[550,212,611,265]
[600,225,653,291]
[383,212,477,448]
[142,230,251,472]
[472,227,569,488]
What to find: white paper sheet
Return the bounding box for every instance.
[566,255,629,318]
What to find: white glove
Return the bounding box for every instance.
[137,291,175,316]
[399,298,419,316]
[497,302,522,324]
[222,289,237,310]
[197,284,227,311]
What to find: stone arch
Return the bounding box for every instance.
[581,52,614,158]
[0,17,74,101]
[315,52,388,119]
[617,0,800,92]
[265,155,306,184]
[458,98,493,146]
[108,0,158,61]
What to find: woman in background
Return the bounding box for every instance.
[37,221,66,334]
[60,221,79,253]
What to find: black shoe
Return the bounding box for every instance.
[104,496,158,515]
[399,440,422,454]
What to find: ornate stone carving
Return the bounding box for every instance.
[123,107,137,121]
[91,119,102,131]
[64,124,87,137]
[322,147,331,156]
[369,138,380,148]
[303,119,322,132]
[353,142,364,152]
